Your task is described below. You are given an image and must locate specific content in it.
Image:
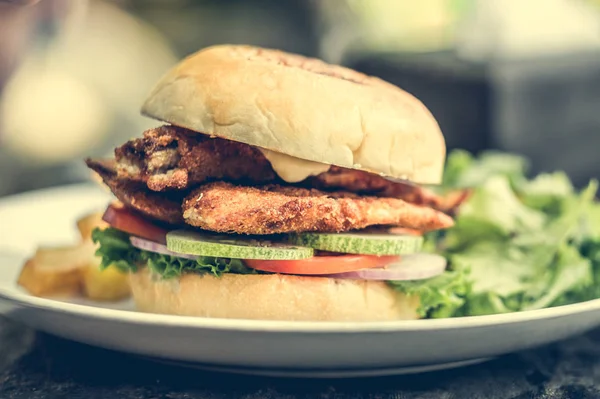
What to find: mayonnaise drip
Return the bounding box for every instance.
[258,148,331,183]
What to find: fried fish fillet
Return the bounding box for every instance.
[114,125,276,191]
[85,158,185,225]
[182,182,454,235]
[309,166,471,216]
[115,125,467,215]
[88,158,454,234]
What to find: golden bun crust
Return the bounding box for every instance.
[141,45,446,184]
[128,269,420,322]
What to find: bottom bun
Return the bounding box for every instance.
[128,268,421,321]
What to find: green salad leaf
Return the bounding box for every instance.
[442,149,528,189]
[388,268,471,318]
[418,149,600,318]
[91,228,256,279]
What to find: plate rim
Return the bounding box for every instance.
[142,356,493,378]
[2,183,600,333]
[2,283,600,333]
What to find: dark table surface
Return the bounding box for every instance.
[1,317,600,399]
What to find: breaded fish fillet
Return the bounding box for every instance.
[88,158,454,235]
[115,125,467,215]
[86,158,185,225]
[182,182,454,235]
[310,166,470,216]
[115,125,276,191]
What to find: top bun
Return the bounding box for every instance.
[141,45,446,184]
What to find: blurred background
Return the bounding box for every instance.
[1,0,600,197]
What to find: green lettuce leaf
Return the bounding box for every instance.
[579,200,600,239]
[91,227,256,279]
[571,237,600,303]
[442,150,528,189]
[451,242,593,316]
[445,175,545,250]
[524,244,592,310]
[519,171,574,215]
[388,269,471,318]
[90,227,141,272]
[428,149,600,317]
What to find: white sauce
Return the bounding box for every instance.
[258,148,331,183]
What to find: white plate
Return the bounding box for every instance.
[1,184,600,378]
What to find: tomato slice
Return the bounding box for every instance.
[102,203,168,244]
[244,255,400,275]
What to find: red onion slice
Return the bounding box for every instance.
[130,236,198,260]
[323,253,447,281]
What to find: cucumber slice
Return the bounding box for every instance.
[166,230,314,260]
[290,233,423,255]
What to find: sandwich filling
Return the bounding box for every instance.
[89,125,467,228]
[87,124,471,317]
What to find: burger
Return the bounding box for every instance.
[87,45,469,322]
